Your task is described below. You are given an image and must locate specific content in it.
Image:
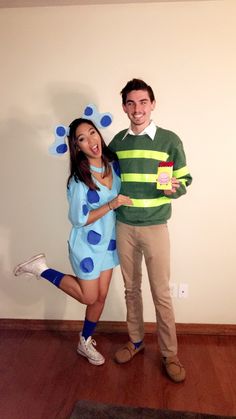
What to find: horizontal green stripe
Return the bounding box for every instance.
[173,166,190,179]
[117,149,169,161]
[125,196,171,208]
[121,173,157,183]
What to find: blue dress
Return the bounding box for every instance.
[67,161,121,280]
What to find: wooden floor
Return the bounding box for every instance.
[0,330,235,419]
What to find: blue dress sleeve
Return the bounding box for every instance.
[67,179,90,228]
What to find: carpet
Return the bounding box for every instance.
[69,400,236,419]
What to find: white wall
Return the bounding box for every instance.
[0,0,235,324]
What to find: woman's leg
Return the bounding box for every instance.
[60,268,112,308]
[59,274,100,305]
[14,253,100,305]
[14,254,113,366]
[81,269,113,339]
[78,269,113,366]
[85,268,113,322]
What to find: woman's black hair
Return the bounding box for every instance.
[67,118,117,190]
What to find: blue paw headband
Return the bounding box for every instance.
[49,104,113,156]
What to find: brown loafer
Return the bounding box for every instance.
[114,341,145,364]
[162,355,186,382]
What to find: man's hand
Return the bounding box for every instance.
[164,177,180,195]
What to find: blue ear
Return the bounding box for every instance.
[55,125,69,137]
[49,125,69,155]
[49,104,113,157]
[83,104,113,129]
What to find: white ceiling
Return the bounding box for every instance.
[0,0,211,8]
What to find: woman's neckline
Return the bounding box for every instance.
[90,164,105,174]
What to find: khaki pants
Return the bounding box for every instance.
[117,221,178,357]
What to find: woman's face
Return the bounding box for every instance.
[75,122,102,163]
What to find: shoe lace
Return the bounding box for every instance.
[85,338,99,355]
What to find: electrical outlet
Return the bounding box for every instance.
[178,283,189,298]
[169,282,178,298]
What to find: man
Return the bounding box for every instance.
[109,78,192,383]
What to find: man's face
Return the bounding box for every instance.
[122,89,156,133]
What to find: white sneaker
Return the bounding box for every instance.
[13,253,49,278]
[77,333,105,366]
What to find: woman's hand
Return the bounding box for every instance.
[108,194,133,210]
[164,177,180,195]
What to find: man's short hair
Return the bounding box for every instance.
[121,78,155,105]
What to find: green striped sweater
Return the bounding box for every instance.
[109,126,192,226]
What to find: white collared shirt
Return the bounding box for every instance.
[121,120,157,141]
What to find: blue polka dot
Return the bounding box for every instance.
[84,106,93,117]
[87,230,101,245]
[56,143,68,154]
[108,239,116,251]
[100,115,112,127]
[56,126,67,137]
[82,204,89,216]
[87,189,100,204]
[112,161,120,176]
[80,257,94,273]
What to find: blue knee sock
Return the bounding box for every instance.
[132,340,143,349]
[82,318,97,340]
[40,269,64,288]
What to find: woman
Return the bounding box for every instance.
[14,118,132,366]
